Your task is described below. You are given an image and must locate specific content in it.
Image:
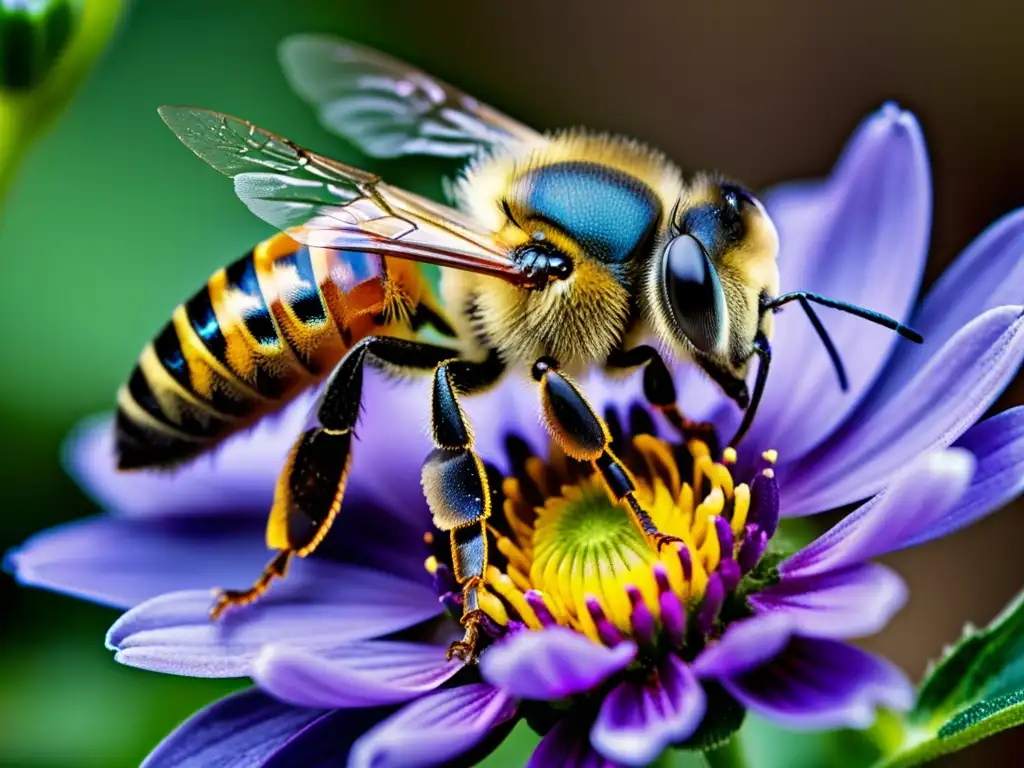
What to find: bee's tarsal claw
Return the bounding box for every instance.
[207,550,292,621]
[208,588,260,620]
[653,533,685,552]
[446,612,483,663]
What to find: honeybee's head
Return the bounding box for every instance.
[649,174,923,448]
[649,175,779,408]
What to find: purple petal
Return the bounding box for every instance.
[261,708,387,768]
[528,718,625,768]
[349,683,517,768]
[105,564,440,677]
[4,503,430,609]
[252,640,461,708]
[870,208,1024,405]
[461,372,551,472]
[480,626,637,700]
[783,449,974,578]
[750,563,907,639]
[4,515,268,609]
[692,612,794,678]
[903,406,1024,548]
[591,654,706,766]
[782,306,1024,516]
[65,396,314,518]
[666,367,732,428]
[140,688,325,768]
[749,104,931,460]
[69,370,438,529]
[721,637,913,729]
[342,371,434,525]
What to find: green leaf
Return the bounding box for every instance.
[676,683,746,752]
[0,0,127,206]
[874,588,1024,767]
[769,515,825,555]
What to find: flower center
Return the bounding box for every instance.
[426,427,782,656]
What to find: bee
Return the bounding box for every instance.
[119,35,921,660]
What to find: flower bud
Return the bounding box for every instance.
[1,0,74,91]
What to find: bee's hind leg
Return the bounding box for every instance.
[607,345,719,454]
[209,336,462,621]
[210,550,292,620]
[532,357,684,553]
[420,352,506,662]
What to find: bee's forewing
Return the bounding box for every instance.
[159,106,528,284]
[279,34,543,159]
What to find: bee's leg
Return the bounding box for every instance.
[533,357,684,552]
[210,336,461,620]
[421,353,506,662]
[607,345,718,449]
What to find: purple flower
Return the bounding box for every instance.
[7,103,1024,767]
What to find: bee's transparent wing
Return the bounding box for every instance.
[159,107,527,283]
[279,34,542,159]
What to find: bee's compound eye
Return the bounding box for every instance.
[721,183,759,211]
[662,234,727,355]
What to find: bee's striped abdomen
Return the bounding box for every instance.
[115,232,402,470]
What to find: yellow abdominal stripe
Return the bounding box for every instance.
[464,436,750,644]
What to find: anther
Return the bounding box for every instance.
[737,526,768,573]
[432,562,458,596]
[628,403,657,437]
[713,516,734,559]
[625,584,657,647]
[677,543,693,582]
[654,563,686,648]
[586,595,626,647]
[524,590,557,627]
[749,469,780,538]
[718,557,741,593]
[722,447,737,465]
[440,591,462,618]
[478,611,506,640]
[697,573,725,636]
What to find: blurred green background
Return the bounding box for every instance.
[0,1,1021,766]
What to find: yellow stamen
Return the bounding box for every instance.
[731,483,751,536]
[480,590,510,625]
[494,534,532,579]
[693,453,714,496]
[700,515,722,572]
[487,565,543,630]
[506,564,533,593]
[434,432,777,649]
[708,463,734,498]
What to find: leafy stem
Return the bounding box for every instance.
[702,735,749,768]
[0,0,127,208]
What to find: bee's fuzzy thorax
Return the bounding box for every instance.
[445,129,689,370]
[441,263,631,371]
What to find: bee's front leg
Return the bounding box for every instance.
[210,336,459,621]
[420,352,506,663]
[606,345,718,452]
[532,357,684,552]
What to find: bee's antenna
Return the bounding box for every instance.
[797,296,849,391]
[729,332,771,448]
[766,291,924,344]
